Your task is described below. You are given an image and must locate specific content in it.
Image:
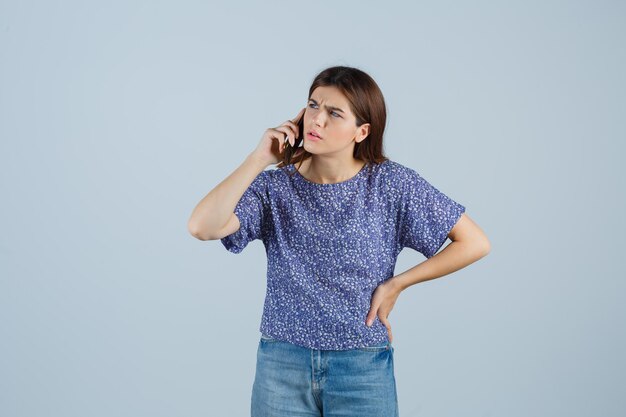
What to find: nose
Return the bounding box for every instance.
[311,111,325,127]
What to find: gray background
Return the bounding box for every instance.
[1,1,624,416]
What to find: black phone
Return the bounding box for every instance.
[284,113,305,162]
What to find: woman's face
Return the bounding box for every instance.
[303,86,369,156]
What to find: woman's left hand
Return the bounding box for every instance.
[365,278,402,344]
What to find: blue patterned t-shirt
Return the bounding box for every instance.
[220,159,465,350]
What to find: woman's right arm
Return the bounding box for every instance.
[187,107,306,241]
[187,153,269,241]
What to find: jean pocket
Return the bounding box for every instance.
[260,333,279,343]
[356,340,391,352]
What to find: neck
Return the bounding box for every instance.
[300,157,366,184]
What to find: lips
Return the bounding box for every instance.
[308,130,323,139]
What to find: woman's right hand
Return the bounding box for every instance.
[250,107,306,166]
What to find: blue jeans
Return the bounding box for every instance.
[251,333,399,416]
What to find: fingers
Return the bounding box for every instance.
[271,127,295,153]
[268,108,305,156]
[283,120,300,147]
[274,123,299,148]
[269,129,286,154]
[379,315,393,343]
[366,305,393,343]
[281,107,306,147]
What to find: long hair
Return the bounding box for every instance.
[277,66,389,173]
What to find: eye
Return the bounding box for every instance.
[308,103,341,118]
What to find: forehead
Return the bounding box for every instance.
[309,85,350,107]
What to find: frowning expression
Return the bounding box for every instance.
[303,86,369,155]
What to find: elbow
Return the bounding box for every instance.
[189,229,207,241]
[188,221,211,241]
[478,237,491,258]
[450,230,491,258]
[456,235,490,259]
[191,231,210,241]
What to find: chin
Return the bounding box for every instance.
[303,142,319,154]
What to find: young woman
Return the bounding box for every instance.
[188,66,490,417]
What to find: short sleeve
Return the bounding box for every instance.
[220,170,270,254]
[399,170,465,258]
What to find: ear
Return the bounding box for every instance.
[356,123,370,143]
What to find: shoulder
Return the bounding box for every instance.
[252,166,288,183]
[241,169,280,197]
[253,165,296,192]
[371,159,421,189]
[376,159,414,177]
[246,169,272,189]
[265,165,292,184]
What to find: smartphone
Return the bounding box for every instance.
[283,112,305,162]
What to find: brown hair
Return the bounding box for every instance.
[277,66,389,174]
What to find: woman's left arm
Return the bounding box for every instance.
[366,213,490,343]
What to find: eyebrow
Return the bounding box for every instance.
[308,98,345,114]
